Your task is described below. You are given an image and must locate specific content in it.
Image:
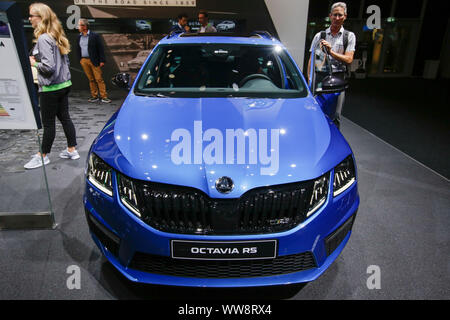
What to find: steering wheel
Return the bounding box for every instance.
[239,73,273,87]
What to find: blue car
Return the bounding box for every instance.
[84,32,359,287]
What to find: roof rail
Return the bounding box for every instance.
[167,30,183,39]
[179,32,230,37]
[250,31,275,40]
[167,31,278,40]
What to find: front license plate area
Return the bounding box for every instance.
[171,240,277,260]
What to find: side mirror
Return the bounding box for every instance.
[111,72,131,91]
[315,74,348,94]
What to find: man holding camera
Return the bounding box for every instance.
[308,2,356,129]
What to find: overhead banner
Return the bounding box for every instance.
[73,0,196,6]
[0,11,38,130]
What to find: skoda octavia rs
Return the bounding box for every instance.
[84,32,359,287]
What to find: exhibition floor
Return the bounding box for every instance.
[344,77,450,180]
[0,89,448,300]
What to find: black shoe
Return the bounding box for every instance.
[333,118,340,130]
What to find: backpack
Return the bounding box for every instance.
[320,30,349,52]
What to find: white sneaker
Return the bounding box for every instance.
[59,149,80,160]
[24,154,50,169]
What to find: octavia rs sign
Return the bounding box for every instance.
[171,240,277,260]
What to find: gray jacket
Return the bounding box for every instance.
[33,33,71,91]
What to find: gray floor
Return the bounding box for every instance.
[344,78,450,179]
[0,92,448,300]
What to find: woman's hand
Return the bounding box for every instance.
[29,55,36,66]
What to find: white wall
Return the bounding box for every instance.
[264,0,309,71]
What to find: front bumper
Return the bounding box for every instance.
[84,175,359,287]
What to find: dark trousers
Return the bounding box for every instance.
[40,86,77,154]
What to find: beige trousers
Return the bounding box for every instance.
[80,58,107,99]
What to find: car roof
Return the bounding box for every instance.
[159,32,283,47]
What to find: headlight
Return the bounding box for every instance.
[307,173,329,217]
[117,173,141,218]
[333,155,356,197]
[87,153,113,196]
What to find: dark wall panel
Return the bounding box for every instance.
[14,0,277,90]
[413,1,450,75]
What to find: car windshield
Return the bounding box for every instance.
[135,43,307,98]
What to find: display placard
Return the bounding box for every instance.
[0,5,40,130]
[0,3,53,231]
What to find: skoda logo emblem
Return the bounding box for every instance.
[215,176,234,194]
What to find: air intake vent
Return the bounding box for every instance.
[129,251,317,278]
[325,213,356,256]
[85,209,120,257]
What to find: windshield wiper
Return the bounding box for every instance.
[134,91,170,98]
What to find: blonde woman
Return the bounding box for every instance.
[25,3,79,169]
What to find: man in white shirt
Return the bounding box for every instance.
[307,2,356,128]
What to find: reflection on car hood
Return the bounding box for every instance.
[93,93,352,198]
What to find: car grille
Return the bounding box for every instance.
[132,179,316,235]
[128,251,317,278]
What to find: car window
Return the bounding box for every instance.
[135,44,307,98]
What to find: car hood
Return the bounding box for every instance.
[93,93,352,198]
